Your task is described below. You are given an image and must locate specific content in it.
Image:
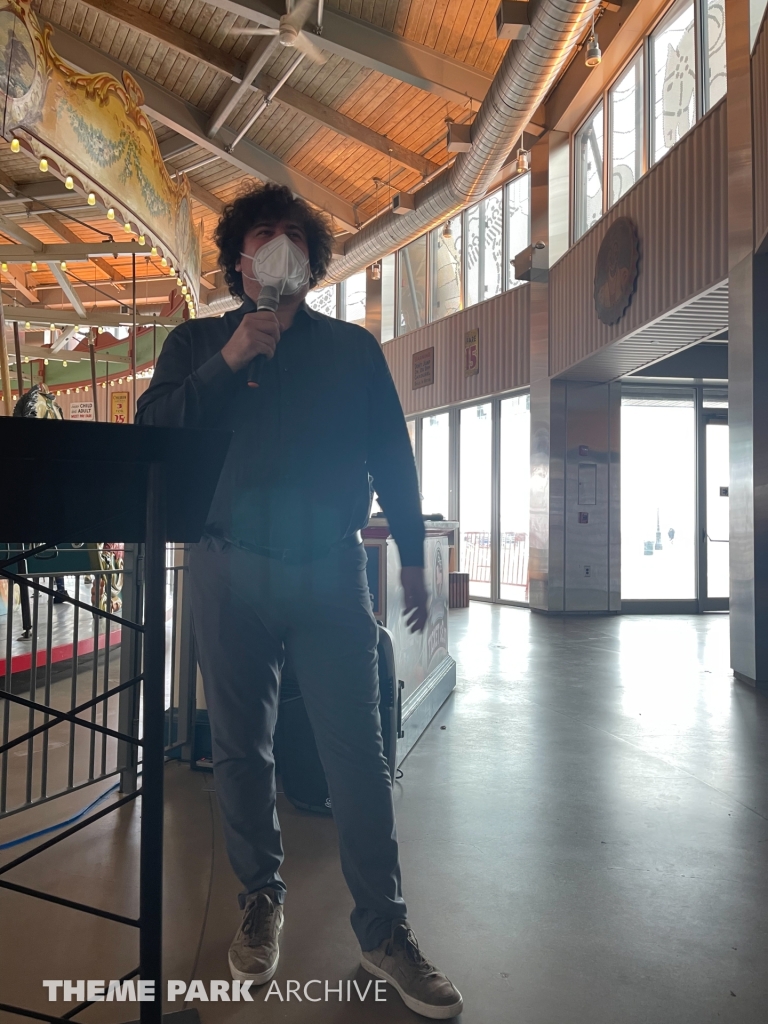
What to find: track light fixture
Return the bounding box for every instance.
[585,18,602,67]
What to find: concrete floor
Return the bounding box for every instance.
[1,605,768,1024]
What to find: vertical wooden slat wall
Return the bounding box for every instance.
[549,99,728,378]
[753,17,768,251]
[383,283,530,416]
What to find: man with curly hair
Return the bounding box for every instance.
[136,183,462,1019]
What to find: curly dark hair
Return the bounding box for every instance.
[214,183,334,298]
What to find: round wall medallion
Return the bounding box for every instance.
[594,217,639,325]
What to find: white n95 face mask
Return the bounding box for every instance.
[241,233,310,295]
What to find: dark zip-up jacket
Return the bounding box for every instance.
[135,297,425,566]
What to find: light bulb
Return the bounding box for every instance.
[110,379,115,386]
[84,385,89,391]
[138,234,145,245]
[30,262,37,272]
[60,261,67,270]
[97,326,104,334]
[10,138,19,153]
[169,266,175,275]
[161,257,168,267]
[87,192,96,206]
[585,32,601,67]
[177,278,183,286]
[66,388,70,394]
[50,323,56,330]
[1,262,7,271]
[107,208,115,220]
[118,377,123,384]
[151,246,158,256]
[24,321,30,329]
[44,358,48,365]
[23,355,29,363]
[39,157,48,172]
[127,374,132,381]
[124,222,131,233]
[101,382,106,388]
[62,360,67,367]
[65,176,74,189]
[75,387,80,393]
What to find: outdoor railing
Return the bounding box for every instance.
[461,531,529,596]
[0,548,192,821]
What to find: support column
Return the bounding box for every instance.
[528,134,566,612]
[726,0,768,687]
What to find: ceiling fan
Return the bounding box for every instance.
[233,0,327,64]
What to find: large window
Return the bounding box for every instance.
[421,413,450,518]
[465,202,481,308]
[574,102,604,240]
[610,55,643,206]
[483,191,504,301]
[398,235,427,333]
[430,215,462,321]
[499,394,530,602]
[306,284,336,317]
[460,403,493,598]
[381,253,395,342]
[651,0,697,164]
[704,0,727,107]
[506,173,530,286]
[344,270,366,326]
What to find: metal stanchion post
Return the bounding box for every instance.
[140,463,166,1021]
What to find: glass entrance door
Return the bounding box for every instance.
[700,412,729,608]
[621,387,728,610]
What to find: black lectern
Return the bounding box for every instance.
[0,418,231,1024]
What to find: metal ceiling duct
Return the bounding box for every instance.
[202,285,241,316]
[324,0,601,284]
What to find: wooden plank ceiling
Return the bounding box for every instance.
[1,0,510,328]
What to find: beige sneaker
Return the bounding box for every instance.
[228,888,284,984]
[361,921,463,1019]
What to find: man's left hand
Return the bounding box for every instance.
[401,566,429,633]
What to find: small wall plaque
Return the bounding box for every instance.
[578,512,589,524]
[412,347,434,389]
[464,329,479,377]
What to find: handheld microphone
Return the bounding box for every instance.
[247,285,280,388]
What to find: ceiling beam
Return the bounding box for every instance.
[191,0,493,103]
[0,215,43,250]
[51,27,360,231]
[66,2,439,178]
[159,136,197,161]
[186,178,226,215]
[0,242,154,262]
[1,265,37,303]
[48,263,87,318]
[35,211,126,282]
[1,305,183,328]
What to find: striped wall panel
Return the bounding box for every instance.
[383,284,530,416]
[549,99,728,378]
[754,17,768,251]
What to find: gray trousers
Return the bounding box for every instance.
[188,535,407,951]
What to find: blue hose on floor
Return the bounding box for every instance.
[0,781,121,850]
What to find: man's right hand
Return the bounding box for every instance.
[221,311,281,373]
